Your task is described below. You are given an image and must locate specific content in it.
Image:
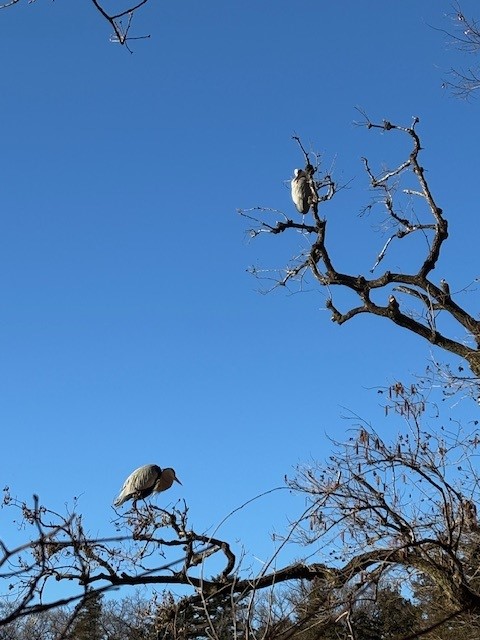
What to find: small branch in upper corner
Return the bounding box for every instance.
[89,1,152,50]
[0,0,20,9]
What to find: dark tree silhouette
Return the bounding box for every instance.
[2,385,480,639]
[240,116,480,388]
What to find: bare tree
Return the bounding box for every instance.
[2,384,480,639]
[240,116,480,391]
[0,7,478,634]
[283,382,480,639]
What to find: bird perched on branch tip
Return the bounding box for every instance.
[113,463,182,507]
[291,168,310,214]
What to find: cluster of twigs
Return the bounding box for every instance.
[440,2,480,98]
[0,493,235,627]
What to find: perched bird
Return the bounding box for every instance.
[113,463,182,507]
[291,168,310,214]
[440,278,451,296]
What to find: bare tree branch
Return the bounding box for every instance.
[242,118,480,381]
[427,2,480,98]
[0,0,153,49]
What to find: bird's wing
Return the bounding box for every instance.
[114,464,161,506]
[291,175,310,214]
[125,464,161,492]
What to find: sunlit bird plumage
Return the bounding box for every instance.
[113,463,182,507]
[291,168,310,214]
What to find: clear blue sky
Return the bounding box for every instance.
[1,0,479,588]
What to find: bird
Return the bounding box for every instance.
[113,463,182,507]
[291,168,310,214]
[440,278,451,296]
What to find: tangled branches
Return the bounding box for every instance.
[2,385,480,638]
[0,493,235,627]
[240,117,480,383]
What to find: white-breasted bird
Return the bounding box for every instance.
[291,168,310,214]
[113,463,182,507]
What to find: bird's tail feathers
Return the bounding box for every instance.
[113,492,128,507]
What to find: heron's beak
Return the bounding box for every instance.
[175,476,182,485]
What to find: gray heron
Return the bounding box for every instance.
[113,463,182,507]
[291,168,310,214]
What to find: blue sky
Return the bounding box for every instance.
[1,0,480,593]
